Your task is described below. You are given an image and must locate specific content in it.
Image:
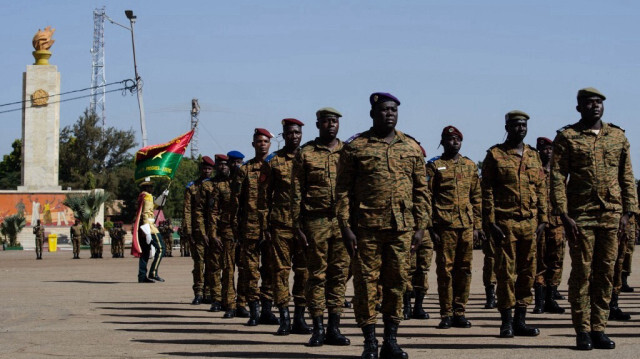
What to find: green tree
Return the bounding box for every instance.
[63,190,110,244]
[0,139,22,189]
[0,214,26,247]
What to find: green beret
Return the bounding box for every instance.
[577,87,606,100]
[505,110,530,123]
[316,107,342,119]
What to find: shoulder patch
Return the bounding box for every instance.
[608,123,625,132]
[265,152,277,162]
[404,133,421,145]
[345,133,361,144]
[427,156,440,164]
[185,181,195,189]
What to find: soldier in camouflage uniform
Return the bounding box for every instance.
[482,110,547,338]
[159,219,174,257]
[266,118,312,336]
[532,137,566,315]
[292,108,351,346]
[551,87,638,350]
[92,223,105,258]
[482,229,498,309]
[116,222,127,258]
[337,93,429,359]
[231,129,279,326]
[33,219,44,260]
[609,214,634,321]
[178,225,190,257]
[70,219,83,259]
[428,126,482,329]
[183,156,217,305]
[620,186,639,293]
[404,229,433,320]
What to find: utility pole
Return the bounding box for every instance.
[190,99,200,159]
[90,7,106,127]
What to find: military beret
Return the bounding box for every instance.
[201,156,215,167]
[214,154,229,162]
[282,118,304,127]
[254,128,274,139]
[505,110,530,123]
[370,92,400,107]
[441,125,463,141]
[316,107,342,118]
[577,87,606,100]
[227,150,245,160]
[536,137,553,148]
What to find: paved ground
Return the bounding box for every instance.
[1,246,639,359]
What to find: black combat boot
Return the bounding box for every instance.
[209,301,222,312]
[379,317,408,359]
[276,306,291,335]
[202,295,212,305]
[246,300,259,326]
[343,299,352,308]
[532,284,544,314]
[621,274,634,292]
[236,305,250,318]
[191,295,203,305]
[608,292,631,321]
[543,285,565,314]
[499,308,514,338]
[222,308,236,318]
[307,315,325,347]
[438,316,452,329]
[290,306,312,334]
[552,286,565,299]
[361,324,378,359]
[402,292,412,320]
[452,314,471,328]
[324,313,350,345]
[484,285,496,309]
[411,289,429,319]
[590,331,615,349]
[513,307,540,336]
[576,331,593,350]
[258,299,280,325]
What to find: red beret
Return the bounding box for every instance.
[441,125,463,141]
[254,128,273,139]
[536,137,553,148]
[201,156,215,167]
[214,154,229,162]
[282,118,304,126]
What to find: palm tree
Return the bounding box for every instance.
[63,190,110,244]
[1,214,26,247]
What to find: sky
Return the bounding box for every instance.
[1,0,640,170]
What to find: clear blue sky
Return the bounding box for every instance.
[1,1,639,170]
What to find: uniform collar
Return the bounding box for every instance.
[366,128,403,143]
[314,137,343,151]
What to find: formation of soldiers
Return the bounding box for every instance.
[176,88,638,357]
[109,222,127,258]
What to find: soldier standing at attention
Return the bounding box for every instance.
[428,126,482,329]
[532,137,565,315]
[116,222,127,258]
[481,110,547,338]
[95,223,105,258]
[267,118,312,336]
[231,129,279,326]
[184,156,217,305]
[70,219,82,259]
[33,219,44,260]
[292,107,351,346]
[178,225,190,257]
[227,150,250,318]
[482,229,498,309]
[337,93,429,359]
[551,88,637,350]
[160,219,175,257]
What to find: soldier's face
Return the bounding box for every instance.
[577,96,604,122]
[283,124,302,148]
[441,135,461,155]
[505,119,528,142]
[538,144,553,163]
[371,101,398,132]
[200,165,214,178]
[216,161,230,177]
[231,158,243,167]
[317,115,339,139]
[252,134,271,156]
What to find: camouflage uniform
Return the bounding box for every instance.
[336,129,429,327]
[211,176,237,310]
[292,138,349,316]
[70,224,83,258]
[268,149,308,308]
[33,225,45,259]
[160,221,174,257]
[178,226,190,257]
[482,229,498,290]
[482,143,547,310]
[613,216,635,295]
[551,121,637,333]
[91,226,105,258]
[427,155,481,318]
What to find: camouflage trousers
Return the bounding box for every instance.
[71,237,81,256]
[217,226,236,309]
[495,217,537,310]
[90,238,103,257]
[353,228,411,327]
[190,233,210,297]
[622,219,636,276]
[405,231,433,294]
[304,215,349,317]
[271,225,308,308]
[482,230,497,287]
[35,237,43,257]
[435,227,473,317]
[164,233,173,257]
[238,237,274,303]
[180,235,190,257]
[535,225,565,287]
[567,224,618,333]
[205,237,223,302]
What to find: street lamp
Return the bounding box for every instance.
[106,10,148,147]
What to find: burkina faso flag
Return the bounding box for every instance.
[134,130,194,182]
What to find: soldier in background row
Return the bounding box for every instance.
[90,223,105,259]
[70,219,82,259]
[109,222,126,258]
[159,219,174,257]
[178,226,190,257]
[33,219,44,260]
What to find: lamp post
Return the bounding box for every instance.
[106,10,147,147]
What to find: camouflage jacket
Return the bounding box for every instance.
[292,138,343,227]
[550,121,637,227]
[210,176,234,235]
[70,225,83,239]
[542,167,562,227]
[183,178,212,237]
[481,143,547,224]
[336,129,430,231]
[230,158,271,240]
[33,225,45,239]
[267,148,297,228]
[426,155,481,229]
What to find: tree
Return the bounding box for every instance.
[0,139,22,189]
[0,214,26,247]
[63,190,110,244]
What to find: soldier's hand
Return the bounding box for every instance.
[428,228,441,249]
[489,223,505,246]
[475,229,486,242]
[295,227,308,248]
[411,229,424,253]
[535,223,547,242]
[618,213,630,241]
[341,227,357,258]
[560,214,578,242]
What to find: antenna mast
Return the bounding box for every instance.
[190,99,200,159]
[90,7,107,127]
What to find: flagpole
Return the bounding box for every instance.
[154,180,173,225]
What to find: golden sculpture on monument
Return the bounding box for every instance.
[32,26,55,65]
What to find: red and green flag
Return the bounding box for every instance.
[134,130,194,182]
